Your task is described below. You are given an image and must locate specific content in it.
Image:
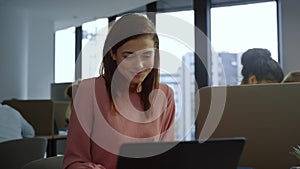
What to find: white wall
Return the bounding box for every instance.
[0,7,28,102]
[0,6,54,102]
[27,15,54,99]
[280,0,300,74]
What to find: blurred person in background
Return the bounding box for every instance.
[240,48,284,85]
[0,104,35,143]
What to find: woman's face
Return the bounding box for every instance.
[111,35,155,86]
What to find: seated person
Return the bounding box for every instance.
[282,71,300,83]
[0,104,35,143]
[64,81,80,125]
[240,48,284,84]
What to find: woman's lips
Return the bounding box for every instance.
[134,71,144,77]
[133,69,147,78]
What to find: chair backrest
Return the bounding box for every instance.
[2,99,69,136]
[22,156,63,169]
[0,137,48,169]
[2,99,54,135]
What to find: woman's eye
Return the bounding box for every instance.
[123,54,132,58]
[143,54,153,58]
[124,54,135,59]
[142,51,154,58]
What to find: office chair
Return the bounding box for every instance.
[22,155,63,169]
[0,137,47,169]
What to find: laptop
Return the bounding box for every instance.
[116,137,245,169]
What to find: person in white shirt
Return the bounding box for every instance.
[0,104,35,143]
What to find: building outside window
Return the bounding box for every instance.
[157,11,196,141]
[81,18,108,80]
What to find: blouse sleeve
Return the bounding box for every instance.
[160,84,176,141]
[63,79,106,169]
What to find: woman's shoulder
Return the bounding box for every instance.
[158,83,174,96]
[79,76,106,86]
[75,77,107,95]
[80,76,105,82]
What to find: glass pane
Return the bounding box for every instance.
[157,11,196,141]
[55,27,75,83]
[81,18,108,80]
[211,2,278,86]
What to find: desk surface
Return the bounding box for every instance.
[46,135,67,140]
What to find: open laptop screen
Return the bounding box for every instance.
[116,137,245,169]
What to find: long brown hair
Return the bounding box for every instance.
[99,13,160,115]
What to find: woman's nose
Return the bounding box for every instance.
[133,56,144,69]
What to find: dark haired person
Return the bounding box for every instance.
[240,48,284,84]
[63,13,175,169]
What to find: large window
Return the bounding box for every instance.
[54,27,75,83]
[81,18,108,80]
[55,19,108,83]
[210,1,278,86]
[157,11,196,141]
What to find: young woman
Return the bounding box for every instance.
[63,13,175,169]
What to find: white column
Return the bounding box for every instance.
[0,7,28,102]
[27,15,54,99]
[279,0,300,74]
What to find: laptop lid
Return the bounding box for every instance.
[116,137,245,169]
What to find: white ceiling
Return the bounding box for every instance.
[0,0,156,30]
[0,0,270,30]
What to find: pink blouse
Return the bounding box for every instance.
[63,77,175,169]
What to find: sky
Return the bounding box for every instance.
[210,2,278,60]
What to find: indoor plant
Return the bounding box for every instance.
[290,145,300,169]
[291,145,300,160]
